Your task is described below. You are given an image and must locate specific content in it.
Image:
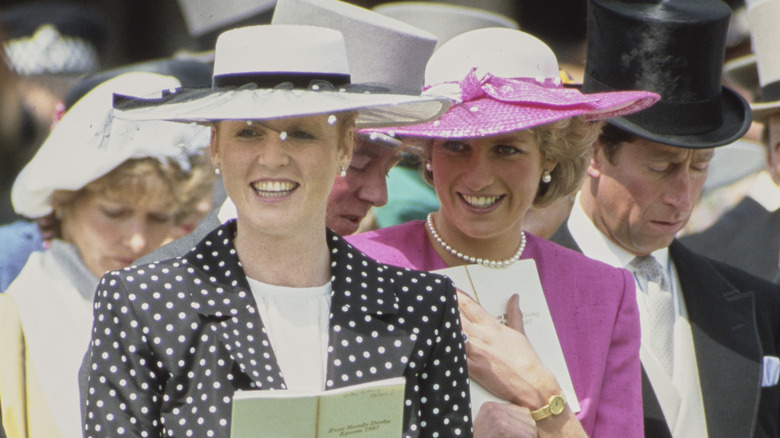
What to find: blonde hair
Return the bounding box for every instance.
[417,117,603,208]
[48,154,215,238]
[531,117,603,207]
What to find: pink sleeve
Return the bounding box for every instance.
[590,268,644,437]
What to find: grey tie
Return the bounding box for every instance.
[630,255,674,376]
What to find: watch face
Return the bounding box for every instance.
[550,395,566,415]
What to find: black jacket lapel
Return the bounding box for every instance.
[670,241,762,438]
[325,234,415,390]
[184,222,286,390]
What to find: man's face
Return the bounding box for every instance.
[766,113,780,186]
[326,137,401,235]
[582,137,714,256]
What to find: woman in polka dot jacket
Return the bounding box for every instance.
[81,25,471,438]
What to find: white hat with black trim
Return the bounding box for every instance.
[112,24,450,130]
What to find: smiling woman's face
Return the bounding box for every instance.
[431,131,552,244]
[211,115,352,237]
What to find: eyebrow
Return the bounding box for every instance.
[695,150,715,161]
[647,149,714,163]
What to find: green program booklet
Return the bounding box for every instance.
[230,376,406,438]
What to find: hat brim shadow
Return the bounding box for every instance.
[751,101,780,123]
[607,86,751,148]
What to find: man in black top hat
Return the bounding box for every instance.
[551,0,780,436]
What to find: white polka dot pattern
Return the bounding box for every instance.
[83,222,472,437]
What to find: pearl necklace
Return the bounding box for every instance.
[426,213,526,268]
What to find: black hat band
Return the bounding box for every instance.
[213,72,351,89]
[585,75,722,135]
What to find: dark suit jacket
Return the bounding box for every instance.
[83,221,472,437]
[552,224,780,438]
[680,198,780,284]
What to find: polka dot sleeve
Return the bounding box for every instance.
[83,270,166,437]
[405,277,472,437]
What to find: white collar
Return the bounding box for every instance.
[568,192,670,271]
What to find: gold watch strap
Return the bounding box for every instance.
[531,394,566,421]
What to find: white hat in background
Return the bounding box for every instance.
[272,0,437,95]
[12,71,211,218]
[743,0,780,122]
[372,1,518,49]
[175,0,276,37]
[112,25,450,129]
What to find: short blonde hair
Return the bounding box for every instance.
[531,117,603,207]
[416,116,603,208]
[48,154,215,238]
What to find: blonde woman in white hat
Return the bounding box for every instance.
[81,24,472,437]
[0,71,214,438]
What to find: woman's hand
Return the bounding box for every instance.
[458,291,559,408]
[474,402,537,438]
[458,291,588,438]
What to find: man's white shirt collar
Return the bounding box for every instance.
[568,192,670,273]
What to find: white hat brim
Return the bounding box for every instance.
[12,72,212,219]
[114,88,450,129]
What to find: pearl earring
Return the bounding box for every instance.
[542,170,551,183]
[339,166,347,177]
[214,166,221,175]
[425,162,432,172]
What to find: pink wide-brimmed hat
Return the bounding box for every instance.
[366,28,659,139]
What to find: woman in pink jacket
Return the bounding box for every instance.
[347,28,659,437]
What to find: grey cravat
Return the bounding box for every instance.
[630,255,674,376]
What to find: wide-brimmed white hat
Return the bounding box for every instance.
[113,24,450,129]
[372,2,518,49]
[12,72,211,219]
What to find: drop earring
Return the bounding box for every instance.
[339,166,347,177]
[542,170,551,183]
[214,166,221,175]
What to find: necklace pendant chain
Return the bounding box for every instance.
[426,213,526,268]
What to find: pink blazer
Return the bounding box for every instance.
[346,220,643,437]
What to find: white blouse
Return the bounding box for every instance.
[246,277,332,392]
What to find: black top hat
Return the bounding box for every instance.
[583,0,751,148]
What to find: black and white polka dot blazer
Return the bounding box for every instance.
[83,221,472,437]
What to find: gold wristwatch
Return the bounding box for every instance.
[531,394,566,421]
